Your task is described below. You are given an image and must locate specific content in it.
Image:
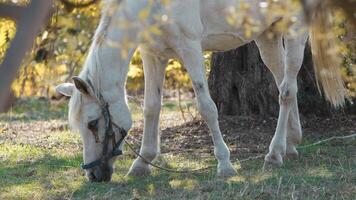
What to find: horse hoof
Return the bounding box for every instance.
[127,159,152,177]
[263,154,283,171]
[217,162,238,178]
[126,166,151,177]
[286,151,299,159]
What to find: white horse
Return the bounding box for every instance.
[56,0,345,182]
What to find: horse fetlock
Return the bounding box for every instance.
[217,161,237,178]
[286,144,299,158]
[268,141,286,165]
[270,143,286,154]
[270,135,286,151]
[139,150,158,162]
[264,151,284,167]
[127,158,152,177]
[214,143,231,160]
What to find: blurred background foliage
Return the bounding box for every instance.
[0,0,354,98]
[0,0,192,98]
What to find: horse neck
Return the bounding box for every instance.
[83,0,159,103]
[83,44,135,104]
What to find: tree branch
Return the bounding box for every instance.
[0,0,54,112]
[0,4,25,19]
[60,0,99,9]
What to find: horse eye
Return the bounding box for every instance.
[88,119,99,131]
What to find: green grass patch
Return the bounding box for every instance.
[1,140,355,199]
[0,98,355,199]
[0,98,68,122]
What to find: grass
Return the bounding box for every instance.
[0,98,355,199]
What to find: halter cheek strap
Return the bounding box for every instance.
[80,94,127,170]
[112,128,127,156]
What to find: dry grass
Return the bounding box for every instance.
[0,98,355,200]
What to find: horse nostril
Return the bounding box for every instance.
[100,165,113,182]
[88,172,96,181]
[87,168,103,182]
[87,167,112,182]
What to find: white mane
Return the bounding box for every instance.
[67,0,120,131]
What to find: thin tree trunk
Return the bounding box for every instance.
[0,1,53,112]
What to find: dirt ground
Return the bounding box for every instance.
[1,99,355,199]
[1,99,355,161]
[131,113,356,159]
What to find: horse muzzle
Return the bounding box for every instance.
[86,164,113,182]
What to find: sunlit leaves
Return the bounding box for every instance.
[0,0,28,5]
[0,0,354,98]
[0,18,16,63]
[138,5,151,21]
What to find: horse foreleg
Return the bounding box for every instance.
[177,40,237,177]
[127,48,167,177]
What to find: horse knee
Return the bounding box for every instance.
[144,101,161,118]
[191,81,219,121]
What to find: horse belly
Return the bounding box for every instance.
[199,0,277,52]
[202,33,249,52]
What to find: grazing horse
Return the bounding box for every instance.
[56,0,345,182]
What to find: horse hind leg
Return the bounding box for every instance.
[286,101,302,158]
[282,33,308,160]
[256,33,287,167]
[127,48,167,177]
[256,32,306,167]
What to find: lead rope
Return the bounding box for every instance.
[123,139,213,174]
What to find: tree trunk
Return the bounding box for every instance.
[208,41,339,117]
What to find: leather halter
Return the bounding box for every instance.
[77,80,210,174]
[80,92,127,170]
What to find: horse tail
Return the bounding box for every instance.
[308,2,346,107]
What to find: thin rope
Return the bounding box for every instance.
[7,134,354,170]
[124,133,356,174]
[297,133,356,149]
[124,139,212,174]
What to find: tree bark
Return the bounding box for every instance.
[208,41,340,117]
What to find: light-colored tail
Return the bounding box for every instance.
[309,2,346,107]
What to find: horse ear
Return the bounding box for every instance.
[72,76,92,96]
[55,83,74,97]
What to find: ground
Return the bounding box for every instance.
[0,98,355,200]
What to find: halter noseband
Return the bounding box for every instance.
[80,93,127,170]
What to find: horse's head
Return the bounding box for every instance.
[56,77,131,182]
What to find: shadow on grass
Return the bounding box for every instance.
[0,153,82,188]
[70,142,356,199]
[71,166,354,199]
[0,142,354,199]
[0,98,68,122]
